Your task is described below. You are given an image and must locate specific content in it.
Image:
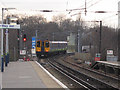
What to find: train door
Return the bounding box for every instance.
[44,40,50,52]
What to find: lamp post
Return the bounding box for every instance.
[84,20,102,53]
[53,32,55,41]
[1,8,4,72]
[1,8,15,72]
[99,21,102,54]
[5,16,9,67]
[78,30,81,53]
[36,30,38,41]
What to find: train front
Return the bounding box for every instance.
[36,40,50,58]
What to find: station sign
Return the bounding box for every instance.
[95,53,101,61]
[20,50,26,55]
[95,57,100,61]
[0,24,20,29]
[31,49,36,54]
[32,37,36,49]
[107,50,113,55]
[95,53,101,57]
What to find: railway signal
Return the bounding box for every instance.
[23,34,27,42]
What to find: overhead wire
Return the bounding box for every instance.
[0,0,118,25]
[70,0,103,16]
[66,0,95,11]
[0,0,7,20]
[87,0,103,9]
[0,0,7,8]
[98,1,119,27]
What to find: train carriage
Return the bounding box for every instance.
[36,40,67,58]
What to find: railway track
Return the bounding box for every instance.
[37,54,120,90]
[48,60,97,90]
[46,55,120,90]
[63,58,120,81]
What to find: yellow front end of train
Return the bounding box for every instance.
[36,40,41,52]
[44,40,50,52]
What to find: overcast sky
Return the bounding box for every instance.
[0,0,120,27]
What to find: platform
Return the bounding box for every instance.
[2,61,67,89]
[91,61,120,76]
[97,61,120,68]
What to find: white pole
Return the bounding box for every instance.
[5,16,9,66]
[78,30,80,53]
[53,32,54,41]
[1,8,4,72]
[14,47,16,61]
[36,30,38,41]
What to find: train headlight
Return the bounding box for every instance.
[37,49,41,52]
[46,50,49,52]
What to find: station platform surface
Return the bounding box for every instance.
[2,61,67,89]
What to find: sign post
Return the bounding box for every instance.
[0,23,20,72]
[1,8,16,72]
[1,8,4,72]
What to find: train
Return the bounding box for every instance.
[36,39,68,58]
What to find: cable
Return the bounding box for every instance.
[67,0,102,12]
[68,0,104,17]
[79,0,97,9]
[102,14,118,21]
[0,0,6,8]
[87,0,103,9]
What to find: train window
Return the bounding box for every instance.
[37,41,40,47]
[45,42,49,47]
[42,42,44,46]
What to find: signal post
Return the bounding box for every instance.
[23,34,27,61]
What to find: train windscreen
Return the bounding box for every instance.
[45,42,49,47]
[37,41,40,47]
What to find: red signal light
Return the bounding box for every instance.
[23,38,26,42]
[23,34,27,42]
